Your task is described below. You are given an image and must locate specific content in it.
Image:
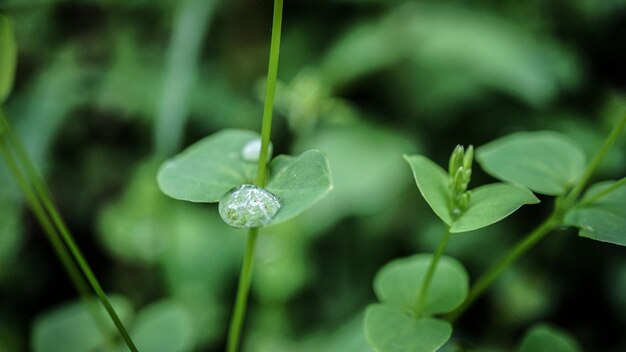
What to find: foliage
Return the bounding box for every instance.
[0,0,625,351]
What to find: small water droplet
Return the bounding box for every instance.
[219,184,281,228]
[241,138,272,162]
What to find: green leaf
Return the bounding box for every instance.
[157,129,260,203]
[451,183,540,233]
[32,296,133,352]
[476,131,586,195]
[266,150,333,225]
[130,301,194,352]
[404,155,452,225]
[0,15,17,103]
[405,155,538,232]
[374,254,468,315]
[364,304,451,352]
[564,179,626,246]
[518,323,581,352]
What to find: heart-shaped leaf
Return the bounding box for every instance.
[518,323,581,352]
[0,15,17,103]
[364,304,451,352]
[157,129,332,227]
[32,296,133,352]
[451,183,539,233]
[157,129,260,203]
[265,150,332,225]
[374,254,468,315]
[564,178,626,246]
[404,155,451,225]
[476,131,586,196]
[405,155,538,232]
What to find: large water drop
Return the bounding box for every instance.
[219,184,282,228]
[241,138,272,162]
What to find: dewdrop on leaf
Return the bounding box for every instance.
[219,184,282,228]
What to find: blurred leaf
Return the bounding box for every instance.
[266,150,332,226]
[254,224,312,303]
[450,184,539,233]
[32,296,133,352]
[294,123,417,233]
[404,155,452,225]
[0,15,17,104]
[477,131,586,195]
[10,47,87,167]
[364,304,451,352]
[99,160,175,263]
[518,323,581,352]
[405,156,538,232]
[157,129,259,203]
[374,254,468,315]
[128,301,194,352]
[564,179,626,246]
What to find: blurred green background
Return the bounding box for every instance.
[1,0,625,351]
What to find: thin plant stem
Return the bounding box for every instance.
[225,1,284,351]
[255,0,283,187]
[564,113,626,205]
[445,213,561,322]
[0,111,138,352]
[226,228,259,352]
[575,176,626,208]
[415,227,452,315]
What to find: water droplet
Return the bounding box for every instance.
[241,138,272,162]
[219,184,281,228]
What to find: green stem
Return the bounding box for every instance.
[0,111,138,352]
[564,113,626,205]
[225,1,283,351]
[415,227,452,315]
[575,176,626,208]
[255,0,283,187]
[226,228,259,352]
[445,213,561,322]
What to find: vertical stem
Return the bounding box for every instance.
[226,228,259,352]
[226,1,284,351]
[415,227,452,314]
[0,111,138,352]
[445,214,560,322]
[255,0,283,188]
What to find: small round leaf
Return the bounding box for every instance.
[518,323,582,352]
[266,150,333,226]
[374,254,468,315]
[476,131,586,196]
[564,178,626,246]
[157,129,260,203]
[404,155,452,225]
[364,304,451,352]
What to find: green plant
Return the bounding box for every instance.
[155,0,333,351]
[363,115,626,351]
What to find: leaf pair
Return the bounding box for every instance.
[478,131,626,246]
[157,129,333,228]
[404,155,539,233]
[364,254,468,352]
